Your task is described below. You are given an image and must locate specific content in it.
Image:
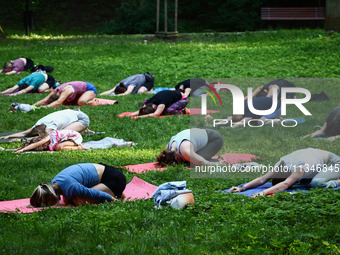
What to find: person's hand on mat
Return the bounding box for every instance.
[89,98,100,106]
[122,196,132,202]
[227,186,243,193]
[111,197,119,202]
[83,128,95,134]
[327,136,339,141]
[14,148,25,153]
[251,192,265,198]
[78,144,90,150]
[216,156,228,165]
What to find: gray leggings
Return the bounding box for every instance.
[196,129,224,160]
[309,152,340,188]
[77,111,90,128]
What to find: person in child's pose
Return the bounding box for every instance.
[244,78,296,101]
[156,128,226,166]
[0,72,56,95]
[1,58,34,75]
[30,163,129,207]
[0,109,92,140]
[14,129,89,153]
[0,57,54,75]
[174,78,210,97]
[32,81,98,108]
[127,89,189,118]
[205,96,282,128]
[303,105,340,141]
[100,73,154,96]
[228,148,340,197]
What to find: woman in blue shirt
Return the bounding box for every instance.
[30,163,128,207]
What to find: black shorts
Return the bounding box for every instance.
[24,58,34,71]
[46,74,56,88]
[143,73,155,91]
[100,163,126,198]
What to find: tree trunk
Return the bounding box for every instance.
[0,25,5,39]
[325,0,340,32]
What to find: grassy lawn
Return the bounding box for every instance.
[0,30,339,254]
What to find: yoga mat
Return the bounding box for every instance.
[217,153,259,164]
[283,118,306,124]
[124,162,166,174]
[118,108,219,118]
[95,98,118,105]
[0,177,157,213]
[82,137,133,149]
[123,176,158,200]
[0,131,23,143]
[0,197,67,214]
[221,182,340,197]
[313,137,329,141]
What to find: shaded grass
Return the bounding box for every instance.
[0,30,339,254]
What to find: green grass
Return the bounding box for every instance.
[0,29,339,254]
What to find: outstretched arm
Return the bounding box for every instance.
[0,128,33,139]
[15,136,50,153]
[244,85,264,101]
[33,91,54,106]
[179,141,222,166]
[253,168,304,197]
[303,122,327,139]
[116,85,134,96]
[228,169,276,193]
[46,88,72,108]
[99,87,116,96]
[9,85,35,96]
[5,70,17,75]
[0,85,19,95]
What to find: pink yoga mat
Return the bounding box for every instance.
[0,177,157,213]
[95,98,118,105]
[124,162,166,174]
[118,108,219,118]
[0,197,67,214]
[123,176,158,200]
[217,153,259,164]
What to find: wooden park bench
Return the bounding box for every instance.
[261,7,325,21]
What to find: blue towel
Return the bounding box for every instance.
[153,87,174,94]
[283,118,306,124]
[221,183,340,197]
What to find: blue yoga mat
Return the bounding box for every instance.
[221,183,340,197]
[283,118,306,124]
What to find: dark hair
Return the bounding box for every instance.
[256,89,268,98]
[18,83,29,91]
[138,103,156,116]
[3,62,13,72]
[27,124,47,137]
[19,131,49,151]
[156,150,177,167]
[47,92,60,104]
[115,83,127,94]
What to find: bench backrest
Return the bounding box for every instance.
[261,7,325,20]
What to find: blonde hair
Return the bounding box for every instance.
[30,183,60,207]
